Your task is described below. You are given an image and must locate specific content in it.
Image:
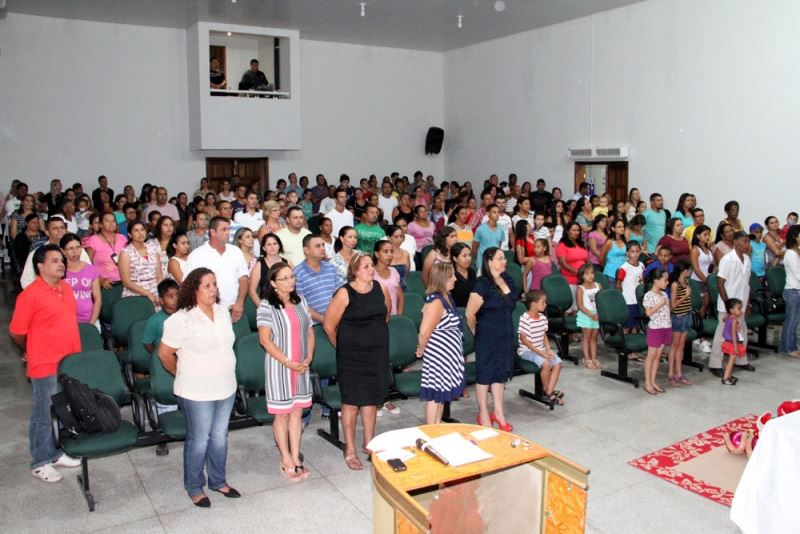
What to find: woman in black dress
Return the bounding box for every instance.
[450,242,476,308]
[323,254,392,470]
[465,247,518,432]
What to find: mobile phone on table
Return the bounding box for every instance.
[387,458,407,472]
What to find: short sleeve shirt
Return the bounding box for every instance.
[473,223,506,262]
[518,312,548,355]
[556,242,589,285]
[643,290,671,329]
[142,309,170,347]
[355,223,386,254]
[9,278,81,378]
[160,304,237,401]
[643,209,667,253]
[85,233,127,282]
[186,243,250,308]
[716,250,751,313]
[294,260,343,322]
[64,263,99,323]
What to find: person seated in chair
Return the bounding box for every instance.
[239,59,270,91]
[209,57,226,93]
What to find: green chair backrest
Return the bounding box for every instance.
[311,324,337,380]
[149,352,177,405]
[233,314,252,342]
[689,279,703,311]
[403,292,424,326]
[707,274,719,304]
[111,296,155,347]
[126,319,151,373]
[99,283,123,324]
[766,266,785,295]
[506,262,523,294]
[59,350,127,405]
[551,262,561,275]
[512,302,525,349]
[541,274,573,312]
[244,296,259,331]
[504,249,516,265]
[406,271,426,296]
[234,332,265,392]
[389,315,417,369]
[421,245,433,264]
[78,323,104,352]
[596,288,629,327]
[593,265,610,289]
[456,307,474,355]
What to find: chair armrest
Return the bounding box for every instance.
[310,373,322,403]
[144,397,159,431]
[235,385,249,415]
[130,391,147,432]
[122,360,135,392]
[599,320,621,342]
[50,405,61,449]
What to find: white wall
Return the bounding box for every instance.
[444,0,800,224]
[0,13,444,194]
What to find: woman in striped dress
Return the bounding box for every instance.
[416,262,465,424]
[256,262,314,483]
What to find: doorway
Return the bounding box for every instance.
[574,161,629,204]
[205,158,269,193]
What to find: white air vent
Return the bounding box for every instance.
[568,147,629,160]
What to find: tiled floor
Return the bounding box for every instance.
[1,285,794,533]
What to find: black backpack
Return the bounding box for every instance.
[52,374,121,439]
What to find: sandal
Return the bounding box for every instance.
[552,390,564,400]
[643,385,658,395]
[592,359,603,369]
[583,359,596,369]
[677,375,692,385]
[279,463,303,483]
[653,384,665,393]
[627,353,644,362]
[344,453,363,471]
[294,465,311,480]
[668,376,680,387]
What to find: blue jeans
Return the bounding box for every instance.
[780,289,800,353]
[30,375,62,469]
[178,394,235,497]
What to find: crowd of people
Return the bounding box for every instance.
[6,171,799,506]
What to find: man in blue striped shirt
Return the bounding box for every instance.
[294,234,343,325]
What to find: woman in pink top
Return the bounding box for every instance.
[62,233,101,325]
[407,205,435,253]
[84,212,126,287]
[587,215,609,267]
[556,222,589,286]
[373,241,404,316]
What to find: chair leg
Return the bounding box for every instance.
[600,351,640,388]
[77,457,96,512]
[316,409,345,451]
[518,373,555,410]
[749,324,777,352]
[682,339,704,371]
[442,401,460,423]
[560,332,578,365]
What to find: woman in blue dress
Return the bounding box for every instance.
[465,247,518,432]
[416,263,464,424]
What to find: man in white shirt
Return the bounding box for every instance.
[572,182,591,202]
[318,186,337,216]
[20,217,90,289]
[144,187,180,221]
[186,216,249,322]
[325,189,354,237]
[4,182,26,225]
[276,206,311,266]
[218,200,260,256]
[377,182,398,224]
[709,231,754,374]
[233,192,264,232]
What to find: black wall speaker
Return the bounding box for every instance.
[425,127,444,155]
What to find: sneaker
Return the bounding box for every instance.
[32,464,63,483]
[376,407,385,417]
[699,341,712,353]
[52,453,81,468]
[721,377,737,386]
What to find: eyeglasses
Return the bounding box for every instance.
[275,274,296,282]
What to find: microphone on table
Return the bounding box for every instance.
[416,438,449,465]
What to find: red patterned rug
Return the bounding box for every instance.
[628,415,758,506]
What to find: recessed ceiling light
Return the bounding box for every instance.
[227,31,232,36]
[457,14,463,29]
[494,1,506,12]
[360,2,366,17]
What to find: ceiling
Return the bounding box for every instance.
[4,0,645,52]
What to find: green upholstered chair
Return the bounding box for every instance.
[122,319,152,395]
[456,307,477,385]
[78,323,104,352]
[55,350,143,511]
[99,283,123,325]
[111,296,155,349]
[149,352,185,440]
[512,300,554,410]
[310,324,344,450]
[403,292,424,328]
[504,249,516,265]
[232,314,252,342]
[596,289,647,387]
[388,315,421,398]
[541,274,579,364]
[244,295,259,331]
[707,273,760,358]
[234,332,274,425]
[406,271,426,296]
[506,262,523,295]
[593,265,610,289]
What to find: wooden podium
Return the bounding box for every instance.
[372,424,589,534]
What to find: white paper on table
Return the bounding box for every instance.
[470,428,499,441]
[428,432,493,467]
[366,427,431,453]
[376,448,415,462]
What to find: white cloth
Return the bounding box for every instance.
[161,304,237,401]
[481,213,513,250]
[785,249,800,290]
[378,195,398,224]
[402,234,417,271]
[716,250,751,313]
[275,227,311,267]
[186,243,249,308]
[319,197,336,215]
[21,246,91,289]
[731,411,800,534]
[325,207,354,237]
[4,198,20,225]
[233,209,264,233]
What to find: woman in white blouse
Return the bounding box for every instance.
[158,267,241,507]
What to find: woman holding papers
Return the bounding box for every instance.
[465,247,518,432]
[416,263,465,424]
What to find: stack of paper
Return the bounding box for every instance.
[428,432,493,467]
[366,427,431,453]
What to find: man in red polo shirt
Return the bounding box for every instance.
[10,244,83,482]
